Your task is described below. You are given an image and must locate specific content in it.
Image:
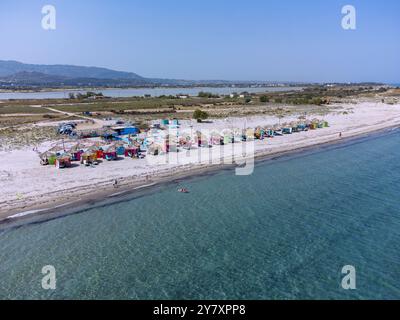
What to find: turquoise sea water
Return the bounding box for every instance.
[1,130,400,299]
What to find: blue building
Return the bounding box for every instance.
[111,126,139,136]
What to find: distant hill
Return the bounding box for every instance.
[0,71,155,87]
[0,60,288,89]
[0,60,144,80]
[0,71,68,83]
[0,60,214,87]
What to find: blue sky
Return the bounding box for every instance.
[0,0,399,82]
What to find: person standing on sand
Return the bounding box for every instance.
[113,179,118,188]
[339,132,342,138]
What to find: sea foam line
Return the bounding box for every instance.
[107,182,157,198]
[6,201,76,219]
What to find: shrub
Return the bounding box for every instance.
[193,109,209,122]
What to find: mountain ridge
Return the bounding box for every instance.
[0,60,144,80]
[0,60,325,88]
[0,60,239,87]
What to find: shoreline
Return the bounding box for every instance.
[0,83,396,94]
[1,121,399,229]
[0,84,302,93]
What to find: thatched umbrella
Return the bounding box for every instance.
[48,145,65,154]
[39,151,55,160]
[210,131,221,139]
[131,140,141,148]
[104,145,116,153]
[69,143,85,153]
[86,145,100,153]
[148,143,163,155]
[80,151,96,163]
[272,124,281,131]
[276,114,285,126]
[113,141,125,148]
[57,154,71,162]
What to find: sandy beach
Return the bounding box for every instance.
[1,100,400,223]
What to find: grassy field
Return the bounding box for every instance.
[0,85,393,123]
[46,96,244,112]
[0,85,394,150]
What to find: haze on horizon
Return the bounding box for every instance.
[0,0,399,83]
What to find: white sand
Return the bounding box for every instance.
[1,101,400,220]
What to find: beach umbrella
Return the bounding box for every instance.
[57,154,71,161]
[86,145,100,152]
[113,141,125,147]
[105,145,116,153]
[272,124,280,130]
[48,145,65,153]
[39,151,55,160]
[80,152,94,160]
[69,143,86,153]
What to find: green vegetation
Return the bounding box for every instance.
[47,96,227,113]
[193,109,209,122]
[198,91,220,98]
[284,97,326,105]
[0,85,391,128]
[75,91,104,100]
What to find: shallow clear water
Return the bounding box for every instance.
[1,130,400,299]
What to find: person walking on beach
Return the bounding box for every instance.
[113,179,118,188]
[339,132,342,138]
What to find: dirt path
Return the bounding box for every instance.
[32,105,105,129]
